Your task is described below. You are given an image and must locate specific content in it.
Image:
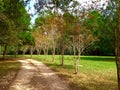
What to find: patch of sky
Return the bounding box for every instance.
[25,0,38,24]
[24,0,108,24]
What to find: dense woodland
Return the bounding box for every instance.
[0,0,120,89]
[0,0,116,58]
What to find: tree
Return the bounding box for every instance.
[58,12,75,66]
[0,1,4,12]
[46,15,59,62]
[0,0,30,59]
[0,14,16,59]
[114,0,120,89]
[83,10,114,56]
[32,0,73,13]
[20,30,34,57]
[33,12,61,61]
[63,10,98,74]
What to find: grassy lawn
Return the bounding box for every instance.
[0,59,21,90]
[25,55,118,90]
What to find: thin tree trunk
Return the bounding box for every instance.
[61,49,64,66]
[52,47,55,62]
[115,32,120,90]
[39,48,41,55]
[14,46,18,58]
[43,49,46,55]
[23,50,25,56]
[73,45,76,59]
[73,45,78,74]
[115,18,120,90]
[30,45,33,58]
[3,45,7,60]
[115,1,120,89]
[36,48,40,55]
[73,35,76,59]
[78,51,80,61]
[43,48,48,60]
[58,49,61,64]
[74,51,81,74]
[74,57,78,74]
[0,45,2,55]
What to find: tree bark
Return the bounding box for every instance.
[74,57,78,74]
[43,47,48,60]
[61,49,64,66]
[78,51,80,61]
[52,47,55,62]
[115,1,120,89]
[30,45,34,58]
[73,45,76,59]
[14,46,18,58]
[36,48,40,55]
[3,45,7,60]
[115,27,120,90]
[73,36,76,58]
[23,50,26,56]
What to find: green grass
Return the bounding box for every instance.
[25,55,118,90]
[0,59,21,90]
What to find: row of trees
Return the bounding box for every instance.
[0,0,120,89]
[31,0,120,88]
[0,0,115,74]
[0,0,31,59]
[33,12,97,73]
[0,0,114,58]
[1,0,120,89]
[31,0,116,73]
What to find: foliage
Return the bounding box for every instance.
[84,10,114,55]
[0,14,16,46]
[20,31,34,45]
[0,0,31,58]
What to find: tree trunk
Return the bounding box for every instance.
[43,49,45,55]
[73,45,76,59]
[73,36,76,59]
[30,45,34,58]
[73,45,78,74]
[23,50,25,56]
[3,45,7,60]
[115,1,120,89]
[0,45,2,55]
[74,57,78,74]
[74,51,81,74]
[43,48,48,60]
[14,46,18,58]
[115,30,120,90]
[52,47,55,62]
[61,49,64,66]
[78,51,80,61]
[36,48,40,55]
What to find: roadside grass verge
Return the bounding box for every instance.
[0,59,21,90]
[25,55,118,90]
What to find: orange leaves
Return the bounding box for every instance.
[72,27,98,54]
[88,14,94,19]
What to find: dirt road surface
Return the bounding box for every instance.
[9,59,71,90]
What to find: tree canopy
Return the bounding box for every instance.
[0,0,31,59]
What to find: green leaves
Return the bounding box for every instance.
[0,0,31,58]
[20,31,34,45]
[0,0,4,12]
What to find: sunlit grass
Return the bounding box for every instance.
[25,55,118,90]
